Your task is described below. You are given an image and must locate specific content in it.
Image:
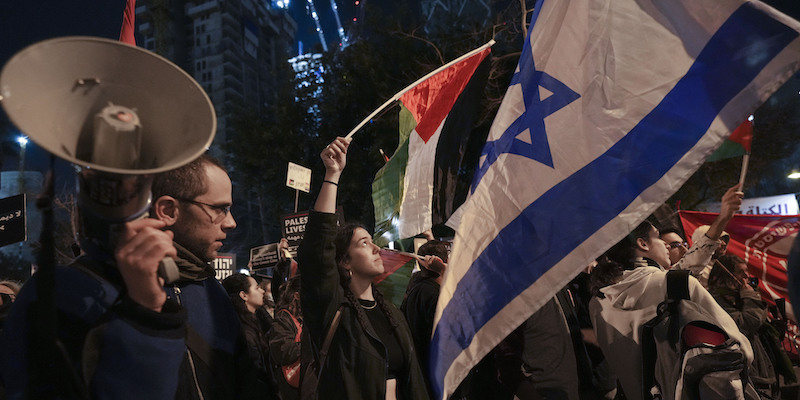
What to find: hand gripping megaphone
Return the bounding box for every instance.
[0,37,217,283]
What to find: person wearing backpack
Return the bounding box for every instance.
[589,220,753,400]
[709,255,782,399]
[270,276,303,400]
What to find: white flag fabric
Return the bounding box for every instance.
[430,0,800,398]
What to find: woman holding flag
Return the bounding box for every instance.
[297,137,428,400]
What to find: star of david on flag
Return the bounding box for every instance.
[431,0,800,398]
[474,46,580,184]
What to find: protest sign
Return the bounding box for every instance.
[286,162,311,193]
[214,252,237,281]
[250,243,279,269]
[699,193,799,215]
[282,208,345,258]
[0,194,25,247]
[282,211,309,258]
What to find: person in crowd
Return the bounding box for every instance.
[1,154,269,399]
[270,276,302,400]
[589,220,752,400]
[658,227,689,266]
[298,136,428,400]
[0,281,20,299]
[663,185,742,288]
[260,278,276,317]
[256,276,275,334]
[495,292,581,400]
[149,154,272,399]
[0,280,20,334]
[709,254,778,399]
[273,238,298,303]
[222,273,275,394]
[400,239,448,397]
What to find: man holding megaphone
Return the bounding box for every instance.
[1,154,271,399]
[0,37,272,399]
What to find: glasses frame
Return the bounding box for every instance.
[174,196,231,223]
[667,241,688,250]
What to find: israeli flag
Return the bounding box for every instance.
[431,0,800,398]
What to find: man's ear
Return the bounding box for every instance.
[636,237,650,252]
[153,195,179,226]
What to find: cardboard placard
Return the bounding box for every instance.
[0,194,26,247]
[250,243,279,269]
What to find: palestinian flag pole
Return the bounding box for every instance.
[365,41,494,244]
[707,116,753,187]
[344,40,494,140]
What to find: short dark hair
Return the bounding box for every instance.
[604,221,655,265]
[589,260,624,298]
[417,240,449,263]
[658,226,684,239]
[151,154,226,200]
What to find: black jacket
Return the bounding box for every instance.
[400,270,439,397]
[168,243,275,400]
[298,211,429,400]
[270,308,301,400]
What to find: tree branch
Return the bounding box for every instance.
[393,27,445,65]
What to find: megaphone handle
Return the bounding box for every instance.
[158,257,180,284]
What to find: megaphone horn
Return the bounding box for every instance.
[0,37,216,281]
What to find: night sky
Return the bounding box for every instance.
[0,0,799,174]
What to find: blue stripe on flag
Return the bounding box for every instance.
[431,3,798,396]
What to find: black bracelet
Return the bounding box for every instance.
[323,180,339,187]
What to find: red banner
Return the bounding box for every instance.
[680,210,800,359]
[679,210,800,306]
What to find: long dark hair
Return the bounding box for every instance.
[277,275,302,318]
[709,254,746,290]
[334,223,399,332]
[221,273,264,334]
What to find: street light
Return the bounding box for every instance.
[17,135,27,192]
[788,171,800,179]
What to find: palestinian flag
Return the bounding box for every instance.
[372,45,492,242]
[706,117,753,161]
[119,0,137,45]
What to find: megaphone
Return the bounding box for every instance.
[0,36,217,283]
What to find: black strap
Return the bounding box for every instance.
[666,270,691,302]
[642,270,691,399]
[318,306,343,377]
[300,306,343,400]
[185,325,218,368]
[666,270,690,350]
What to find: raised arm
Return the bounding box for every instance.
[674,184,743,274]
[299,137,351,346]
[705,184,743,241]
[314,137,351,213]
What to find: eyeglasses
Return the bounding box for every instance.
[174,197,231,223]
[667,241,688,250]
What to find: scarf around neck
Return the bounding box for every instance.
[174,242,216,282]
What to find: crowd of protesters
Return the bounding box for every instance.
[0,137,797,400]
